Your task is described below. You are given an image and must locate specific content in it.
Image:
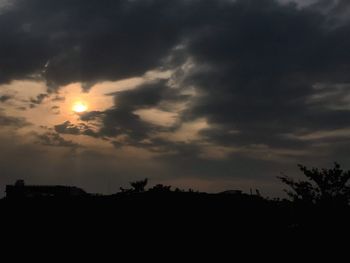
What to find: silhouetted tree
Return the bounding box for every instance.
[130,178,148,193]
[174,187,184,193]
[278,162,350,206]
[255,189,261,197]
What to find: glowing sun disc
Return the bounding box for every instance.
[72,101,88,113]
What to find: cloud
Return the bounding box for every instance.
[112,80,169,110]
[51,95,65,102]
[48,0,350,168]
[0,111,30,128]
[35,131,80,148]
[171,0,350,157]
[55,81,185,143]
[0,0,187,89]
[29,93,49,106]
[0,95,12,102]
[54,121,81,135]
[54,121,99,138]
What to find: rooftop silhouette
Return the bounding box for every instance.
[5,180,87,199]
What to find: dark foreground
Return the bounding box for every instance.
[2,192,350,237]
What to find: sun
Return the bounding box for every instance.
[72,101,88,113]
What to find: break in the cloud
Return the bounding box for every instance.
[1,0,350,197]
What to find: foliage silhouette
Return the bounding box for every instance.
[130,178,148,193]
[3,165,350,234]
[278,162,350,206]
[119,178,148,193]
[149,184,172,193]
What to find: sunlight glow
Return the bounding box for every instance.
[72,101,88,113]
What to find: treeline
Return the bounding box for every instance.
[1,162,350,233]
[112,162,350,206]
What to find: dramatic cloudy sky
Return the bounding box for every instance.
[1,0,350,196]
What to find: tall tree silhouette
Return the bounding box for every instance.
[278,162,350,206]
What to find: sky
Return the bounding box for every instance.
[1,0,350,197]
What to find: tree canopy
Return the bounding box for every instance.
[278,162,350,206]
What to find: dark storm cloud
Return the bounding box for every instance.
[56,81,182,143]
[111,80,189,110]
[310,0,350,18]
[0,95,12,102]
[174,0,350,153]
[76,107,155,141]
[36,131,80,148]
[112,81,169,110]
[30,93,48,104]
[95,80,189,141]
[0,111,29,127]
[79,111,104,122]
[55,121,81,135]
[54,121,99,138]
[39,0,350,158]
[0,0,187,89]
[51,95,65,102]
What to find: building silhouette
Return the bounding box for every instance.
[6,180,87,199]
